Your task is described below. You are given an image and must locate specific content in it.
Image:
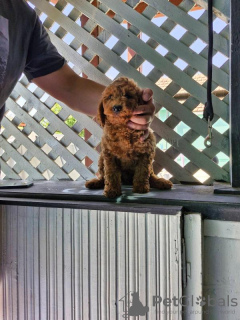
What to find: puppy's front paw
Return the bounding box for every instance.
[155,178,173,190]
[133,184,150,194]
[85,178,104,189]
[163,180,173,189]
[149,176,173,190]
[104,187,122,198]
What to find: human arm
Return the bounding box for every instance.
[25,8,155,130]
[33,64,105,117]
[33,64,156,132]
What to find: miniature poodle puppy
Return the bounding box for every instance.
[85,77,173,198]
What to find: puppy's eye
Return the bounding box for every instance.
[107,94,113,100]
[124,93,133,99]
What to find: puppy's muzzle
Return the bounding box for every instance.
[113,105,122,113]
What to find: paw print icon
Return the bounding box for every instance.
[196,296,206,307]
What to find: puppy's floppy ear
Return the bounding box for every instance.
[97,100,106,127]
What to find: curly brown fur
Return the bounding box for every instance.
[85,77,173,198]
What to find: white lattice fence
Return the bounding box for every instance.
[0,0,230,184]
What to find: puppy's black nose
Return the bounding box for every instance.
[113,105,122,113]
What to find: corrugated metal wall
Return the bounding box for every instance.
[0,205,182,319]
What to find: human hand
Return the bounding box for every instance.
[127,88,155,141]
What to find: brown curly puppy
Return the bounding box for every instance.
[85,77,173,198]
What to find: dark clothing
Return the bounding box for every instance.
[0,0,65,120]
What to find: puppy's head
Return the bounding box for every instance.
[98,77,143,127]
